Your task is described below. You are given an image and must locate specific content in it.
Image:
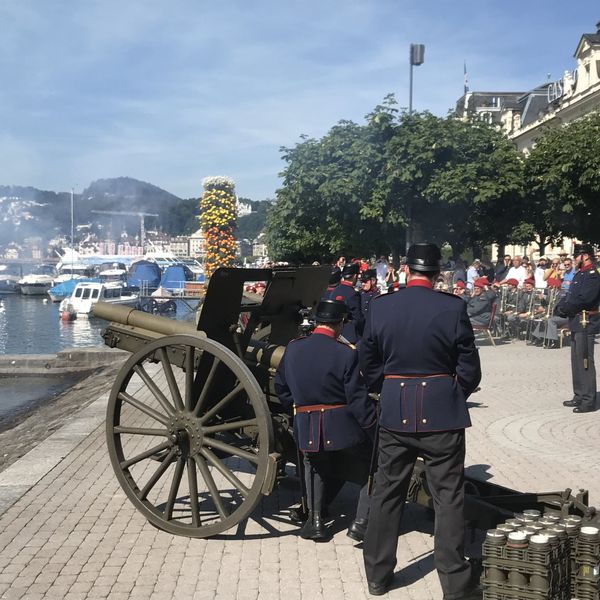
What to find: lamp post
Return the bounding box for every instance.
[409,43,425,115]
[406,44,425,252]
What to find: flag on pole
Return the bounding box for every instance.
[464,61,469,95]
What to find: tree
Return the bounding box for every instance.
[267,99,526,263]
[267,98,398,262]
[523,112,600,246]
[364,112,524,257]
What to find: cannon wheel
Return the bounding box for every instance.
[106,334,274,537]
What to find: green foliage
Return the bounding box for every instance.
[267,100,526,261]
[523,112,600,245]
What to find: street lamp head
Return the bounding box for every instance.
[410,44,425,66]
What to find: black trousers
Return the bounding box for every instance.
[571,331,597,409]
[303,450,371,520]
[363,428,472,600]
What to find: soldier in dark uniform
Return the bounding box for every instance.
[360,243,482,599]
[322,267,342,299]
[326,262,364,343]
[360,268,380,317]
[275,299,377,541]
[557,243,600,413]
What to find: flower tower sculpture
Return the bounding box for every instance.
[200,176,238,278]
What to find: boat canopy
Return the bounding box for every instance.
[159,264,195,292]
[128,260,162,289]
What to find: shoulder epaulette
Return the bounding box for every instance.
[335,339,356,350]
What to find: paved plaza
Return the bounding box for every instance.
[0,339,599,599]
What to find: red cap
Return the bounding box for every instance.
[474,277,488,288]
[505,278,519,287]
[335,295,344,301]
[547,278,562,288]
[454,280,466,289]
[524,277,535,286]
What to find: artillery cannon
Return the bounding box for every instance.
[94,266,598,539]
[93,266,364,538]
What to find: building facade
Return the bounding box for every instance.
[456,21,600,260]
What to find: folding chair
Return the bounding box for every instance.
[472,303,497,347]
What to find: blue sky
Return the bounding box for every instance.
[0,1,598,200]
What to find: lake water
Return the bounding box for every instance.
[0,294,200,355]
[0,294,105,355]
[0,294,200,420]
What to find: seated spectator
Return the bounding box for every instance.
[466,259,481,290]
[452,280,468,301]
[561,257,575,291]
[467,277,494,326]
[500,256,527,287]
[494,254,512,282]
[534,257,548,288]
[544,258,562,282]
[531,278,568,348]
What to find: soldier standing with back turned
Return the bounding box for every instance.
[359,243,482,598]
[275,299,377,541]
[326,262,364,343]
[556,243,600,413]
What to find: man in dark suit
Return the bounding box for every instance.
[326,262,364,343]
[557,243,600,413]
[360,243,482,599]
[275,299,377,541]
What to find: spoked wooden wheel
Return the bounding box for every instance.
[106,334,274,537]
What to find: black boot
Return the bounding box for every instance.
[299,511,329,542]
[563,399,581,407]
[346,518,368,542]
[290,504,329,523]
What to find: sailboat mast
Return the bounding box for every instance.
[71,188,74,275]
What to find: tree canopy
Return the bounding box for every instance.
[523,112,600,250]
[266,98,526,262]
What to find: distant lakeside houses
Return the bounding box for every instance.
[0,228,269,262]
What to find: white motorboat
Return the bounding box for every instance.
[68,281,140,315]
[0,264,23,294]
[19,264,57,296]
[97,261,128,283]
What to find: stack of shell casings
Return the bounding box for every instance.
[481,509,572,599]
[572,522,600,600]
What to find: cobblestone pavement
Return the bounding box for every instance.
[0,340,598,599]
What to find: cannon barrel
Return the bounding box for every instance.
[93,302,284,370]
[92,302,200,336]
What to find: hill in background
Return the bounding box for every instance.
[0,178,270,248]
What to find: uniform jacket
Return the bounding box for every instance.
[326,281,365,343]
[274,328,376,452]
[556,264,600,333]
[516,289,534,314]
[360,288,379,317]
[359,280,481,433]
[466,292,494,324]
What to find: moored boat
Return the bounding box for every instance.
[0,264,23,294]
[69,281,140,315]
[18,265,57,296]
[48,277,101,302]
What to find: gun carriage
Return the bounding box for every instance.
[94,267,597,539]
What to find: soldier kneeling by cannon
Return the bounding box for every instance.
[275,299,377,542]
